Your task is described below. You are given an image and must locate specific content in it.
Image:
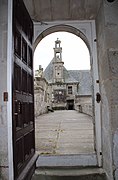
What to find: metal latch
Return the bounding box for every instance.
[96,92,101,103]
[3,92,8,101]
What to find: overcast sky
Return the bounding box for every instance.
[34,32,90,71]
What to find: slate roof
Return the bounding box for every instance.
[63,68,79,83]
[43,59,92,95]
[44,59,78,84]
[43,59,54,83]
[69,70,92,95]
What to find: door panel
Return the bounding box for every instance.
[13,0,35,178]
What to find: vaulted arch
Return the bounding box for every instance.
[33,24,91,55]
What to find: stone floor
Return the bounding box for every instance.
[35,110,95,155]
[32,167,106,180]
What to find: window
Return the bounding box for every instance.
[56,52,60,58]
[68,86,72,94]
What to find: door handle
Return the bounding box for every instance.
[18,101,22,114]
[15,100,22,114]
[96,92,101,103]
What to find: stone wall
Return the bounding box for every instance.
[96,1,118,179]
[34,89,48,117]
[52,102,67,110]
[75,96,92,116]
[34,77,51,117]
[78,104,93,117]
[75,95,92,104]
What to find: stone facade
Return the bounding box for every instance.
[34,66,50,117]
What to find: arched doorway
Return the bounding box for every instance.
[33,24,102,167]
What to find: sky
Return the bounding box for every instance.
[34,32,90,71]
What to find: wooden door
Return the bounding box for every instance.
[13,0,35,178]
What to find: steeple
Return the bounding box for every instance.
[54,38,62,61]
[53,38,64,83]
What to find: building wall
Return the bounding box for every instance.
[96,1,118,179]
[75,96,92,104]
[34,89,48,117]
[80,104,93,117]
[75,96,92,116]
[34,77,50,117]
[48,83,79,110]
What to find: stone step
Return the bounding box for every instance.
[32,167,106,180]
[36,154,97,167]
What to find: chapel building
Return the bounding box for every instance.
[43,38,92,110]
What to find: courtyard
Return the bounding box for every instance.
[35,110,95,155]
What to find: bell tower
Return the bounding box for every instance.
[53,38,64,83]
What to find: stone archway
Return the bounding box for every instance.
[33,23,102,166]
[33,24,91,53]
